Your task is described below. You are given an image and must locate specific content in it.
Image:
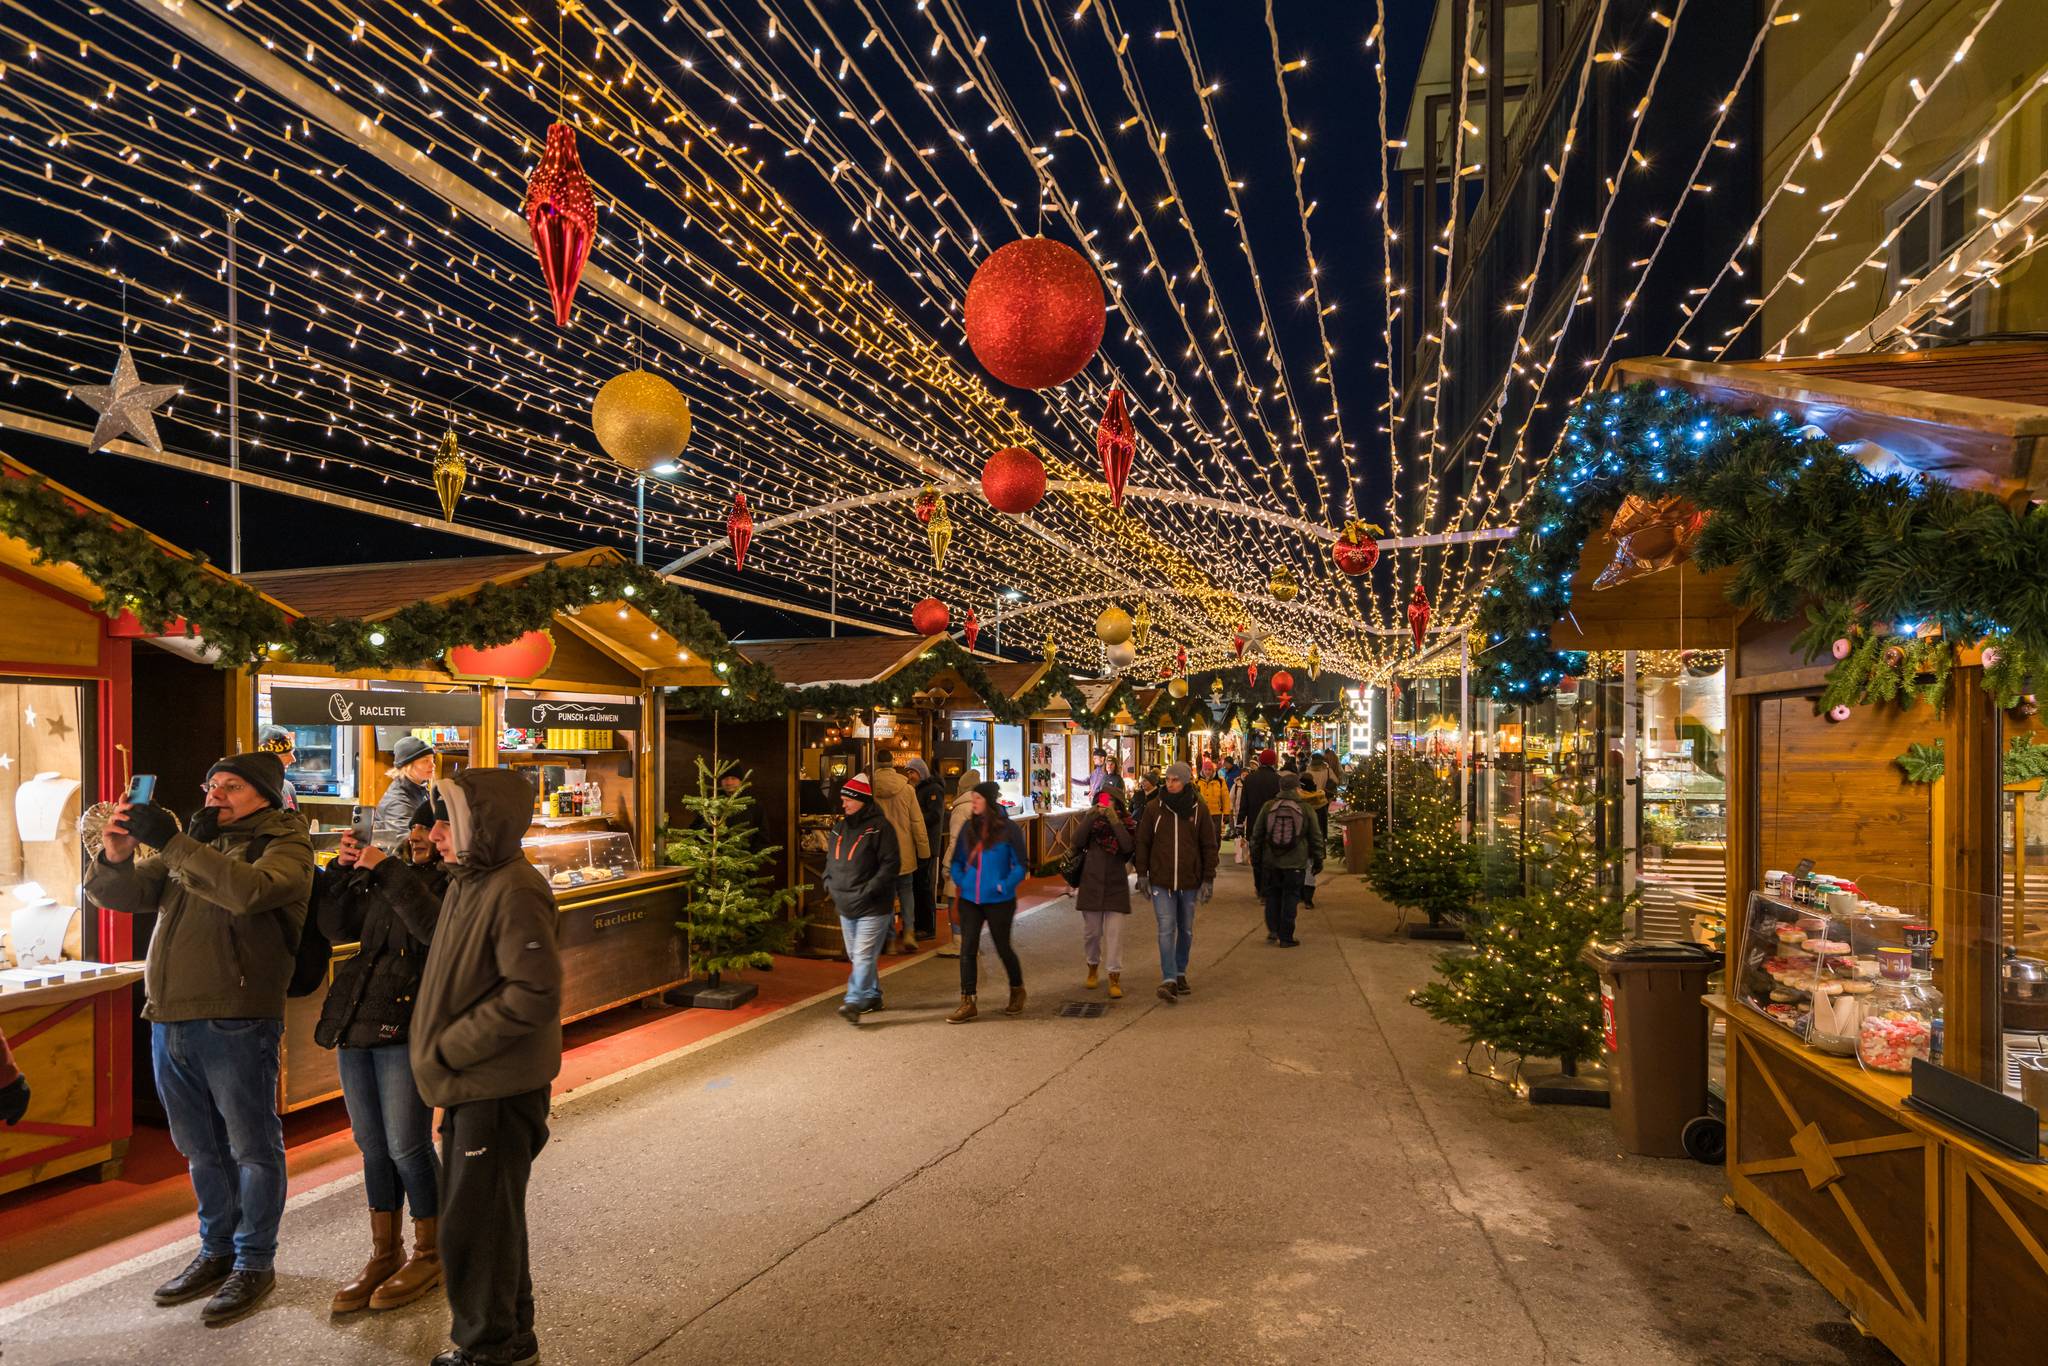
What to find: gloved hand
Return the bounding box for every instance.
[1133,876,1150,899]
[1198,881,1214,905]
[118,802,182,851]
[1311,861,1324,877]
[0,1074,28,1126]
[184,805,222,845]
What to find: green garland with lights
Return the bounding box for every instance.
[1472,384,2048,709]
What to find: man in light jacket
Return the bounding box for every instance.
[87,750,313,1325]
[413,768,563,1366]
[1132,761,1219,1004]
[869,751,931,954]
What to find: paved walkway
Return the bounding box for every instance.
[0,866,1894,1365]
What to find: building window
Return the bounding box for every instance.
[1887,167,1978,291]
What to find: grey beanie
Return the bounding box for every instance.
[1277,770,1302,794]
[1165,761,1193,783]
[903,757,930,779]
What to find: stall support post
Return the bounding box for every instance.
[635,477,646,565]
[1458,636,1471,841]
[226,208,242,576]
[1621,650,1639,905]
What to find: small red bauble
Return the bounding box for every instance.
[1332,519,1382,576]
[524,122,597,328]
[1270,670,1294,696]
[913,484,941,525]
[981,446,1047,514]
[964,238,1105,390]
[911,597,951,636]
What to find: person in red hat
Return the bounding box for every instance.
[819,774,900,1023]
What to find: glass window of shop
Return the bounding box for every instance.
[949,716,1025,809]
[0,678,99,969]
[1633,651,1729,943]
[2000,702,2047,1093]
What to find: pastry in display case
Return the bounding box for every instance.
[523,827,639,890]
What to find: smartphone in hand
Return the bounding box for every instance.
[126,774,157,806]
[351,805,374,846]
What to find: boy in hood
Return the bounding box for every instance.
[821,774,901,1022]
[413,768,563,1366]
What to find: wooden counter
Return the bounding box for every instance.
[0,969,142,1196]
[1709,997,2048,1365]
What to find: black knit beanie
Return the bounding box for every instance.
[205,751,288,811]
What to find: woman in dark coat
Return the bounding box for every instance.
[1072,790,1135,998]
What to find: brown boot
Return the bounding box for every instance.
[1005,985,1027,1015]
[947,994,978,1024]
[331,1209,402,1313]
[368,1215,440,1310]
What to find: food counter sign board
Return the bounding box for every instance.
[273,687,479,728]
[504,699,643,730]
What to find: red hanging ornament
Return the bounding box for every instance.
[1232,631,1249,661]
[963,608,981,652]
[1096,388,1136,509]
[1246,662,1260,688]
[912,484,941,525]
[726,491,754,572]
[1271,669,1295,697]
[524,122,598,328]
[981,446,1047,514]
[1407,583,1432,650]
[1175,645,1188,674]
[963,237,1106,390]
[911,597,951,636]
[1332,519,1382,576]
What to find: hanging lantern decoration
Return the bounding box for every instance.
[963,237,1106,390]
[1332,520,1382,576]
[524,121,598,328]
[927,500,953,572]
[1407,583,1432,651]
[1246,662,1260,688]
[981,446,1047,514]
[1176,645,1188,674]
[432,428,466,522]
[1133,601,1153,648]
[1168,677,1189,700]
[727,491,755,572]
[1097,388,1136,509]
[1095,606,1133,645]
[912,597,951,637]
[963,608,981,652]
[1305,643,1323,681]
[1232,630,1250,660]
[1106,640,1138,671]
[1044,630,1059,663]
[912,483,942,525]
[592,370,692,473]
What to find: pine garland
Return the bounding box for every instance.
[1471,384,2048,709]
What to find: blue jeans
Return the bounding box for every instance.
[1150,887,1197,981]
[894,874,918,938]
[338,1044,440,1218]
[151,1019,287,1271]
[840,914,892,1008]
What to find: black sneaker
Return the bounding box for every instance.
[1173,976,1191,995]
[1266,934,1278,944]
[837,1001,863,1024]
[153,1253,233,1306]
[860,996,884,1014]
[200,1267,274,1325]
[1277,939,1301,948]
[432,1344,540,1366]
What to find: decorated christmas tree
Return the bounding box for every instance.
[1413,792,1624,1071]
[662,759,801,982]
[1366,755,1477,927]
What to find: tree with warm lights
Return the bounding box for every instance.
[1366,754,1476,928]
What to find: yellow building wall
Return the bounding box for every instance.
[1759,0,2047,355]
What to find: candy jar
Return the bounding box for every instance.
[1857,947,1934,1075]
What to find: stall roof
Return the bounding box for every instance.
[735,634,937,688]
[1612,344,2048,501]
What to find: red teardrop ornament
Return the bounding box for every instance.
[727,491,754,572]
[524,122,598,328]
[963,608,980,652]
[1097,388,1136,510]
[1408,582,1432,650]
[1247,662,1260,688]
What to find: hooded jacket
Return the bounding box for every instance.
[1133,786,1219,892]
[1072,803,1135,915]
[1248,774,1327,874]
[869,762,932,869]
[1195,774,1231,819]
[821,797,901,918]
[1237,763,1281,839]
[409,768,563,1108]
[911,770,949,852]
[948,808,1030,905]
[85,803,314,1022]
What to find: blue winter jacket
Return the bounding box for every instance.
[948,817,1030,905]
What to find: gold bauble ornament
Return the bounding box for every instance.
[1268,566,1300,602]
[1095,606,1133,646]
[1134,601,1153,647]
[927,501,953,572]
[1168,677,1189,699]
[1209,677,1225,696]
[592,369,691,474]
[432,429,466,522]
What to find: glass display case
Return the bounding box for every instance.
[523,828,640,891]
[949,716,1026,810]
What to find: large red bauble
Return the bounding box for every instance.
[1270,670,1295,696]
[981,446,1047,514]
[524,122,597,328]
[445,630,556,682]
[911,597,951,636]
[963,238,1105,390]
[1332,519,1381,576]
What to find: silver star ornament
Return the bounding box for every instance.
[71,345,182,454]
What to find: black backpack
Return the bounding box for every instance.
[1265,801,1304,853]
[283,840,331,998]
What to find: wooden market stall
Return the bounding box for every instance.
[1610,346,2048,1365]
[215,549,718,1111]
[666,633,943,956]
[0,462,186,1195]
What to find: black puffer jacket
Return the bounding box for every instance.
[821,800,900,918]
[313,856,448,1050]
